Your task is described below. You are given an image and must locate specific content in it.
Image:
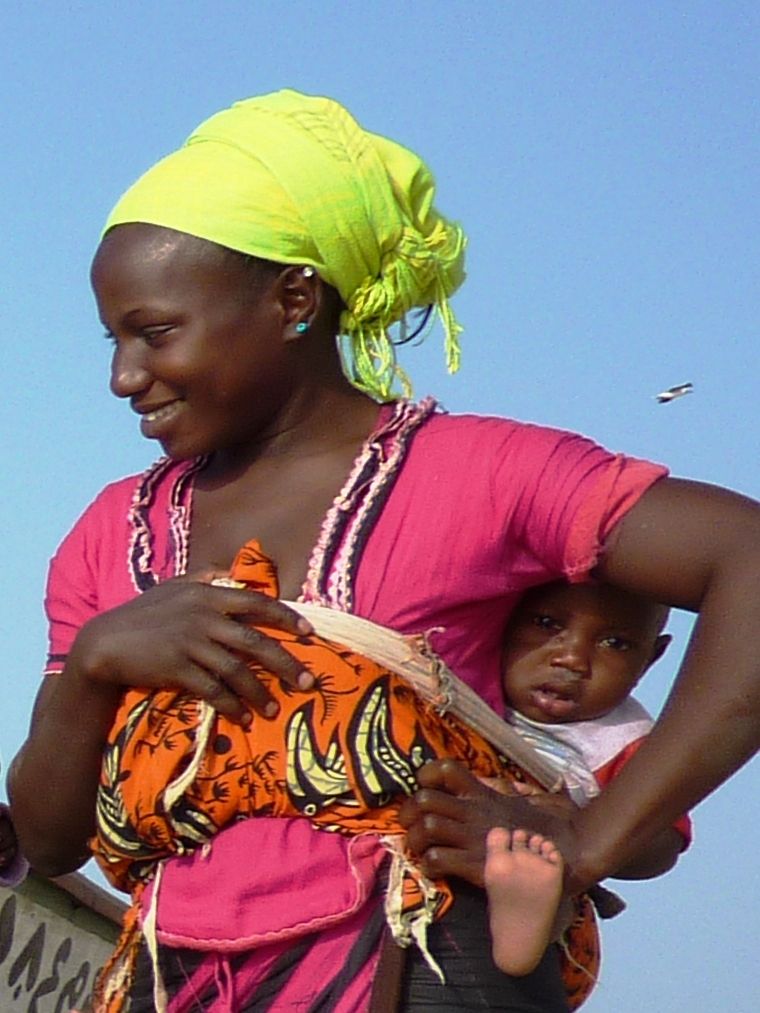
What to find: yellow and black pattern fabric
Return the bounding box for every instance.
[92,539,599,1009]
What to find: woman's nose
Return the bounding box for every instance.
[550,633,592,677]
[110,342,151,399]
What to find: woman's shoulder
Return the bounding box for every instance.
[63,458,194,542]
[407,406,664,508]
[417,407,603,458]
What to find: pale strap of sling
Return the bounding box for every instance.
[284,601,565,793]
[285,601,627,922]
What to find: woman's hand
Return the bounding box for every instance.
[399,759,580,889]
[70,574,315,723]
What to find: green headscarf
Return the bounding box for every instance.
[104,89,466,401]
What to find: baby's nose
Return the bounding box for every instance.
[550,634,592,677]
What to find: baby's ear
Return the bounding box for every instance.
[647,633,672,668]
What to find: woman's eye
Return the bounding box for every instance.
[143,326,173,344]
[103,329,117,345]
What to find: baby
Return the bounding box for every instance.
[485,580,690,976]
[0,760,28,889]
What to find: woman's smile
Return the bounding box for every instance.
[136,399,184,440]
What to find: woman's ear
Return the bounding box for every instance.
[277,266,322,341]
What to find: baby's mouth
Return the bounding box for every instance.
[529,682,581,720]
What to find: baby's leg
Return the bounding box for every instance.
[484,827,564,976]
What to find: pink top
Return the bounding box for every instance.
[44,405,667,715]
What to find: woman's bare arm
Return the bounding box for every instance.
[572,476,760,888]
[9,579,314,877]
[401,477,760,893]
[9,671,120,876]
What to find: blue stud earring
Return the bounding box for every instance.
[295,322,310,334]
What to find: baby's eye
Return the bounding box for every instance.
[600,636,631,651]
[533,615,563,633]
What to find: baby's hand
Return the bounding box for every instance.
[476,777,579,819]
[476,776,542,797]
[510,780,579,818]
[0,810,19,870]
[476,777,571,808]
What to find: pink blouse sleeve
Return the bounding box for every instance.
[43,479,138,675]
[491,422,668,585]
[44,504,101,674]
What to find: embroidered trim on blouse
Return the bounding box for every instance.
[127,457,204,592]
[125,400,437,605]
[302,397,438,612]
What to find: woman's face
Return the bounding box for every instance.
[91,224,297,461]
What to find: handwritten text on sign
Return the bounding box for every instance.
[0,887,118,1012]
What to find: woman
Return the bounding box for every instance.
[10,90,760,1013]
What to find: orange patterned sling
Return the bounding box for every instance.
[92,540,600,1010]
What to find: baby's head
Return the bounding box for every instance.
[502,580,671,724]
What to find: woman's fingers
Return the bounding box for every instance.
[399,787,475,829]
[73,580,317,713]
[413,760,560,830]
[415,757,488,797]
[185,642,276,721]
[400,759,579,888]
[204,584,313,637]
[184,584,316,692]
[173,660,254,725]
[407,809,484,854]
[208,615,312,692]
[418,845,486,886]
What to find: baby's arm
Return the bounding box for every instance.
[609,826,683,880]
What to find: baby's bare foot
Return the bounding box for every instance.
[484,827,564,976]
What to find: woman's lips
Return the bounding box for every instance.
[529,684,581,720]
[139,402,182,439]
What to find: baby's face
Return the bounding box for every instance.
[502,582,667,724]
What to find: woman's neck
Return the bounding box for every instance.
[187,383,389,596]
[199,380,383,489]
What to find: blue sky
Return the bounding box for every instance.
[2,3,759,1010]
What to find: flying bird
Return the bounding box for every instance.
[656,382,693,404]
